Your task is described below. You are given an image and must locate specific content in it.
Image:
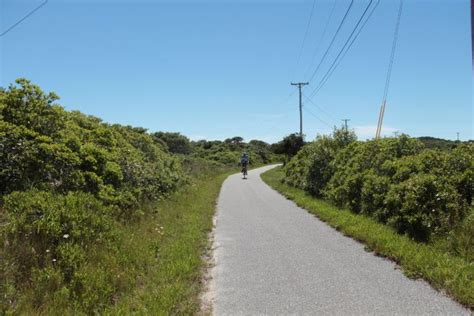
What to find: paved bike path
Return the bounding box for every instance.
[211,165,469,315]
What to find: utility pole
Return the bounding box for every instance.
[341,119,350,131]
[291,82,309,137]
[457,132,460,141]
[376,0,403,139]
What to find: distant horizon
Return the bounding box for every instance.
[5,76,472,144]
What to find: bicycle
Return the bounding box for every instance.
[241,164,248,179]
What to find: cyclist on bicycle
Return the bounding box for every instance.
[240,152,249,178]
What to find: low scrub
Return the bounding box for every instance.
[284,128,473,250]
[190,137,279,166]
[0,79,187,313]
[0,79,185,204]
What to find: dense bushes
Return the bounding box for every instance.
[284,128,356,196]
[0,79,186,312]
[324,135,424,213]
[271,133,305,162]
[417,136,473,151]
[151,132,279,167]
[0,80,184,202]
[191,137,277,166]
[152,132,192,154]
[284,129,474,247]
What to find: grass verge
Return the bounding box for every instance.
[261,166,474,309]
[102,169,233,315]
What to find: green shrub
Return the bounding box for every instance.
[284,132,473,244]
[283,142,316,190]
[446,144,474,205]
[324,136,424,211]
[0,190,115,309]
[284,128,356,196]
[360,171,391,220]
[384,174,467,241]
[0,79,189,313]
[0,121,82,194]
[271,133,305,161]
[190,137,277,166]
[0,79,186,204]
[152,132,192,154]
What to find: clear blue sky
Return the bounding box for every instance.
[1,0,472,142]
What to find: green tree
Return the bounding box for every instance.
[152,132,191,154]
[271,133,305,161]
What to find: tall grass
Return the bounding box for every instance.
[104,170,232,314]
[1,168,232,314]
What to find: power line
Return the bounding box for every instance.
[260,109,293,139]
[306,0,355,84]
[0,0,48,37]
[302,93,339,123]
[260,90,299,138]
[278,89,298,109]
[303,0,338,80]
[303,105,334,129]
[292,0,317,81]
[471,0,473,67]
[376,0,403,139]
[308,0,377,99]
[322,0,380,88]
[310,0,381,98]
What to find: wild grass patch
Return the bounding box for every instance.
[104,171,232,314]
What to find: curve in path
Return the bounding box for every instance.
[211,165,469,315]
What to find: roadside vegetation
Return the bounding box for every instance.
[103,168,232,315]
[417,136,473,151]
[262,128,473,308]
[3,78,470,312]
[0,79,277,314]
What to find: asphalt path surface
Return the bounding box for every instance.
[211,165,469,315]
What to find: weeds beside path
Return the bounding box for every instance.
[106,170,233,314]
[261,167,474,310]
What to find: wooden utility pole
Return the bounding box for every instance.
[291,82,309,137]
[376,0,403,139]
[341,119,350,131]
